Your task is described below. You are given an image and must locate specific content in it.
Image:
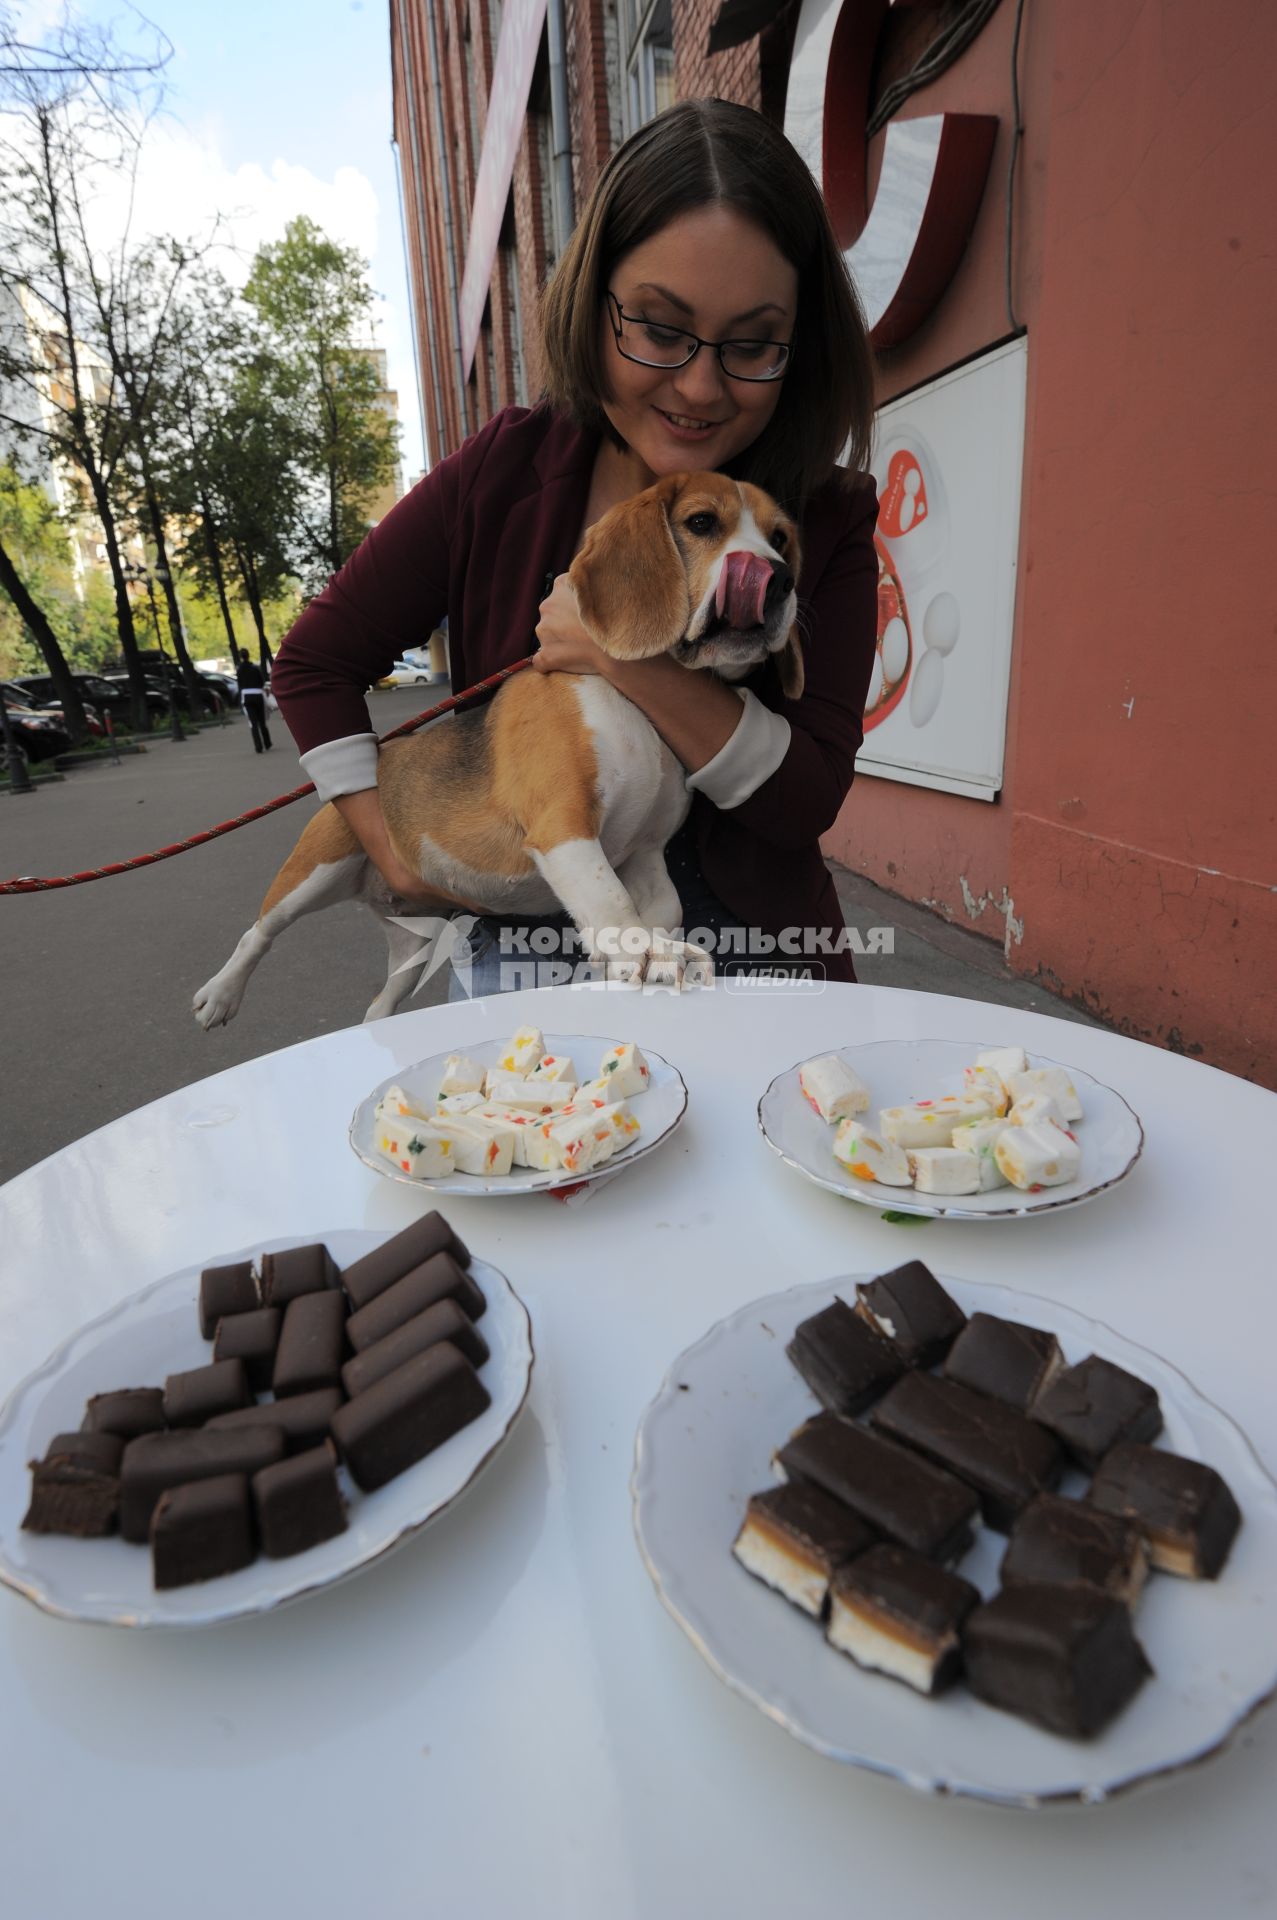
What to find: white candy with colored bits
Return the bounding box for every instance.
[522,1122,564,1173]
[994,1123,1081,1191]
[976,1047,1028,1096]
[832,1121,912,1186]
[597,1042,651,1098]
[496,1026,546,1076]
[476,1107,537,1167]
[950,1119,1011,1190]
[906,1147,982,1196]
[528,1052,577,1086]
[377,1083,430,1122]
[798,1054,872,1124]
[962,1064,1009,1115]
[545,1114,608,1177]
[374,1115,454,1180]
[486,1078,579,1113]
[434,1089,484,1116]
[1008,1066,1083,1123]
[444,1116,515,1178]
[879,1094,998,1149]
[1007,1091,1065,1130]
[439,1053,486,1095]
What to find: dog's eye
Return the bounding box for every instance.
[684,512,719,537]
[771,527,789,551]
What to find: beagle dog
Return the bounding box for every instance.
[193,470,801,1027]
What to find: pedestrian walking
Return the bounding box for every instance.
[235,646,273,753]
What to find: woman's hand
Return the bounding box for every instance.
[332,787,441,906]
[533,573,613,677]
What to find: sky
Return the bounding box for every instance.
[16,0,428,476]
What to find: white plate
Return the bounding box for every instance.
[0,1229,533,1628]
[350,1033,688,1196]
[758,1038,1144,1219]
[632,1275,1277,1808]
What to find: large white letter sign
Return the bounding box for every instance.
[784,0,997,347]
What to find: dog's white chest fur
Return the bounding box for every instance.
[572,676,688,862]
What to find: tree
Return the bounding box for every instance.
[0,459,88,730]
[243,216,398,589]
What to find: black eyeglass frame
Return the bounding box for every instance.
[604,290,793,384]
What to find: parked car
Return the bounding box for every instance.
[101,673,170,718]
[199,670,240,705]
[14,671,130,722]
[0,705,70,766]
[376,657,435,688]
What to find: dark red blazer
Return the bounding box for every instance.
[272,402,879,981]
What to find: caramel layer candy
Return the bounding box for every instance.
[1001,1492,1148,1607]
[827,1544,980,1695]
[1088,1443,1241,1579]
[871,1371,1062,1532]
[786,1298,903,1417]
[963,1582,1152,1738]
[853,1261,967,1369]
[1032,1354,1163,1472]
[732,1483,877,1618]
[151,1473,255,1589]
[942,1311,1064,1414]
[777,1413,979,1563]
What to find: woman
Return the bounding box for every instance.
[271,98,879,998]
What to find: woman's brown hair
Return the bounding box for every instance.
[538,97,875,520]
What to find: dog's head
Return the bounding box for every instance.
[569,472,804,700]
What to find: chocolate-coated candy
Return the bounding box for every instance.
[43,1431,125,1474]
[213,1306,282,1392]
[331,1342,491,1492]
[253,1443,348,1558]
[942,1312,1063,1413]
[273,1290,348,1397]
[777,1413,978,1563]
[198,1261,259,1340]
[1088,1443,1241,1579]
[1032,1355,1163,1471]
[732,1482,877,1618]
[345,1252,486,1354]
[853,1261,967,1368]
[205,1387,344,1455]
[163,1357,253,1429]
[786,1298,903,1417]
[341,1299,489,1398]
[22,1431,126,1537]
[151,1473,255,1588]
[1001,1492,1148,1606]
[963,1582,1152,1737]
[82,1387,165,1439]
[259,1242,340,1308]
[341,1211,472,1311]
[871,1370,1062,1531]
[827,1544,981,1695]
[120,1428,286,1542]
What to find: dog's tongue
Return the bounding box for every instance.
[715,551,772,629]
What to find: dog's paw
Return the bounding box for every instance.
[192,975,241,1030]
[646,934,715,992]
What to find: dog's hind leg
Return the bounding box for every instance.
[192,808,367,1030]
[363,909,445,1023]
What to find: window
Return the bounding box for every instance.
[620,0,675,137]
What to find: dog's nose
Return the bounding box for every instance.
[764,560,794,614]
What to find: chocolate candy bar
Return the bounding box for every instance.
[205,1387,344,1455]
[22,1431,125,1536]
[1001,1492,1148,1606]
[120,1428,286,1542]
[942,1312,1063,1413]
[259,1242,340,1308]
[252,1443,348,1557]
[151,1473,255,1588]
[786,1298,904,1416]
[341,1299,489,1398]
[870,1371,1062,1531]
[82,1387,165,1438]
[212,1306,282,1392]
[331,1342,491,1492]
[827,1543,980,1694]
[163,1357,253,1429]
[731,1482,877,1617]
[1088,1443,1241,1579]
[341,1211,473,1311]
[345,1251,486,1354]
[273,1290,348,1397]
[777,1413,979,1562]
[963,1582,1152,1737]
[1032,1354,1163,1471]
[853,1261,967,1368]
[198,1260,259,1340]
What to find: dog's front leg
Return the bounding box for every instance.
[529,838,650,985]
[615,846,714,989]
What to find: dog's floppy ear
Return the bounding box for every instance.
[569,474,690,660]
[775,628,805,701]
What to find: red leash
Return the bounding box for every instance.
[0,656,536,896]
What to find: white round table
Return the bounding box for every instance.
[2,981,1275,1917]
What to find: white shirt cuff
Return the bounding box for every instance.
[685,687,791,810]
[300,733,380,802]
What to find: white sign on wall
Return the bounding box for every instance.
[858,336,1027,800]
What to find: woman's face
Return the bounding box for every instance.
[598,204,797,483]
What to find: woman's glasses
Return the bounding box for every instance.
[605,290,791,383]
